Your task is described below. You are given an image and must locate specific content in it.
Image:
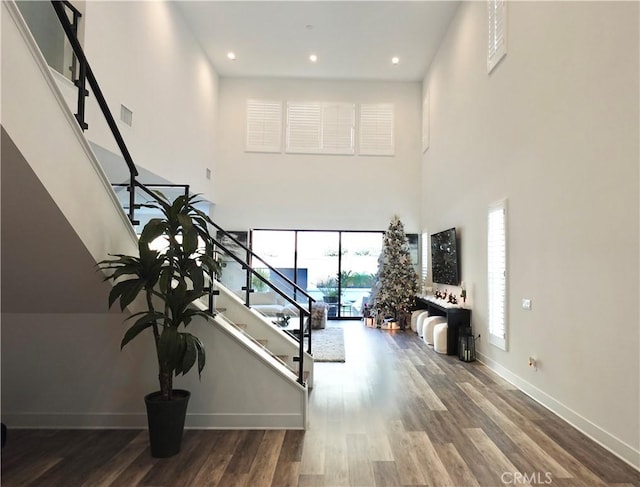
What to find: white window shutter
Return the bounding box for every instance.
[422,94,430,153]
[488,199,507,350]
[359,103,394,156]
[286,102,354,154]
[487,0,507,73]
[246,99,283,153]
[322,103,355,154]
[421,232,429,289]
[286,102,322,153]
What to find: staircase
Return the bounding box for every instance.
[1,0,311,430]
[214,283,314,388]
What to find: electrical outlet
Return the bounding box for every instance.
[522,298,532,310]
[206,168,212,180]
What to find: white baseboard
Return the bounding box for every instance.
[1,413,147,429]
[1,412,306,430]
[186,413,305,429]
[476,352,640,471]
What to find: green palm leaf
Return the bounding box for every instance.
[108,279,144,310]
[140,218,167,245]
[121,311,164,349]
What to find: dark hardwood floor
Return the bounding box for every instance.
[2,321,638,486]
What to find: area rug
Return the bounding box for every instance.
[311,327,345,362]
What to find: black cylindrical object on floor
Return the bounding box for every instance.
[458,327,476,362]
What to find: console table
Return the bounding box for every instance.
[415,296,471,356]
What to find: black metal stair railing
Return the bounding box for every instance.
[47,0,312,385]
[210,229,314,385]
[205,222,316,370]
[111,182,190,226]
[51,1,139,224]
[128,183,315,385]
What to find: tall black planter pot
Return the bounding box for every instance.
[144,389,190,458]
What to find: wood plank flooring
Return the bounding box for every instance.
[2,322,638,486]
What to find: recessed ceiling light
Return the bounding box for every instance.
[309,54,318,63]
[391,56,400,65]
[227,52,236,61]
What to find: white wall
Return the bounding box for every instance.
[1,313,307,429]
[214,78,422,232]
[422,1,639,467]
[80,1,218,201]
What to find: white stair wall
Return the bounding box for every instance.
[0,0,308,430]
[1,0,138,263]
[215,284,315,387]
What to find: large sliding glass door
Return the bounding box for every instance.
[297,232,340,316]
[340,232,382,317]
[252,230,382,319]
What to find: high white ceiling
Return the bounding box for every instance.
[173,1,460,82]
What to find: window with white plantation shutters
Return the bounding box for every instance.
[359,103,394,156]
[487,0,507,73]
[286,102,321,153]
[421,232,429,290]
[322,103,355,154]
[245,99,283,153]
[422,93,430,153]
[286,102,355,155]
[488,199,508,350]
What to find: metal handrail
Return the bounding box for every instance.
[51,1,136,176]
[47,1,311,384]
[137,183,314,366]
[51,1,138,224]
[60,0,81,17]
[132,185,314,364]
[129,185,313,381]
[206,222,315,362]
[209,223,315,305]
[206,232,312,384]
[129,184,311,307]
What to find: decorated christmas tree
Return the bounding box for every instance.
[370,216,419,329]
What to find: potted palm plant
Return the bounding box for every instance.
[99,193,220,458]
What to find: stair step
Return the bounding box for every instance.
[283,365,310,382]
[218,313,310,384]
[271,355,289,368]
